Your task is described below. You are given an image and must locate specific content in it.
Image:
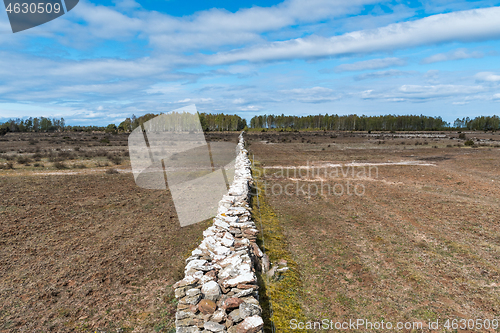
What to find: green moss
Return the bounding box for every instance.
[251,163,307,332]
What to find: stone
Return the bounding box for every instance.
[174,276,199,289]
[237,284,257,290]
[261,254,270,273]
[250,243,263,258]
[175,287,186,298]
[228,309,243,323]
[221,273,256,288]
[214,219,230,231]
[176,310,194,320]
[176,317,196,327]
[211,309,226,323]
[194,318,205,328]
[239,303,261,318]
[186,288,201,296]
[181,294,202,305]
[240,296,260,307]
[221,297,244,310]
[202,281,221,300]
[198,299,217,315]
[234,288,254,298]
[178,303,191,311]
[177,326,201,333]
[214,246,231,256]
[204,321,226,332]
[235,316,264,333]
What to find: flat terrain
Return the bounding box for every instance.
[246,131,500,332]
[0,132,239,332]
[2,130,500,332]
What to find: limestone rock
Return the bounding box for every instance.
[235,316,264,333]
[228,309,243,323]
[239,303,261,318]
[177,326,201,333]
[211,308,226,323]
[201,281,221,302]
[204,321,226,332]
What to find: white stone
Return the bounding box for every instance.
[201,281,221,301]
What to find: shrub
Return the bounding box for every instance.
[0,162,14,169]
[458,133,466,139]
[33,163,44,167]
[53,161,68,169]
[17,156,32,165]
[96,161,109,167]
[72,163,86,169]
[100,137,110,144]
[464,139,475,146]
[107,154,122,165]
[2,154,14,161]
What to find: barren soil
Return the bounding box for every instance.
[246,131,500,332]
[0,132,238,332]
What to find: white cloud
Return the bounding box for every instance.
[207,6,500,64]
[421,48,483,63]
[354,69,414,80]
[361,84,485,102]
[334,57,407,72]
[280,87,341,103]
[475,72,500,82]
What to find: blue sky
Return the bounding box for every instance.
[1,0,500,125]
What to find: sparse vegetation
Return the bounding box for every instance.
[464,139,475,146]
[53,161,68,169]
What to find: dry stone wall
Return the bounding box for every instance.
[173,133,265,333]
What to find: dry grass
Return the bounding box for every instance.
[247,131,500,332]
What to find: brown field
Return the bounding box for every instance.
[2,130,500,332]
[0,132,238,333]
[245,130,500,332]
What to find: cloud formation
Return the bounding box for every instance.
[206,6,500,64]
[422,48,483,63]
[475,72,500,82]
[1,0,500,124]
[332,58,407,73]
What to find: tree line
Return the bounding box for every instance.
[3,113,499,134]
[0,112,247,134]
[250,114,500,131]
[117,113,247,132]
[0,117,109,134]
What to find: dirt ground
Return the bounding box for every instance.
[246,130,500,332]
[2,130,500,332]
[0,132,241,332]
